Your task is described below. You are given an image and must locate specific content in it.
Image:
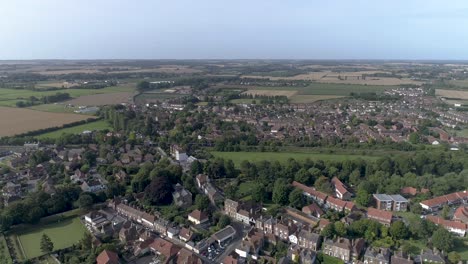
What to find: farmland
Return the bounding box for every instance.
[242,89,298,97]
[0,107,94,137]
[35,120,112,139]
[436,89,468,100]
[13,217,87,259]
[211,151,379,166]
[0,84,135,107]
[65,92,132,106]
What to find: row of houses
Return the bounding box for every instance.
[420,190,468,211]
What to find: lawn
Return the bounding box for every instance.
[16,217,87,259]
[211,151,378,166]
[322,254,344,264]
[0,235,13,264]
[454,237,468,261]
[36,120,112,139]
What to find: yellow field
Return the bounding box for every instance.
[242,90,298,97]
[436,89,468,99]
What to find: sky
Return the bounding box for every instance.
[0,0,468,60]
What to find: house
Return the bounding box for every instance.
[170,144,188,161]
[179,227,194,242]
[292,181,328,205]
[416,250,446,264]
[331,177,353,200]
[235,229,264,260]
[302,203,324,218]
[175,248,203,264]
[212,225,236,245]
[81,179,106,193]
[426,215,467,236]
[322,238,352,262]
[297,229,321,251]
[96,250,120,264]
[373,194,408,211]
[119,222,138,243]
[71,169,87,183]
[420,190,468,212]
[172,183,192,208]
[275,220,297,241]
[391,251,414,264]
[224,198,261,225]
[300,249,317,264]
[367,208,393,226]
[84,211,110,230]
[223,253,239,264]
[453,206,468,224]
[188,210,209,225]
[154,217,170,235]
[150,238,181,261]
[197,175,223,205]
[363,247,391,264]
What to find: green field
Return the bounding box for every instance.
[322,255,344,264]
[15,217,87,259]
[211,151,378,165]
[0,235,13,264]
[36,120,112,139]
[0,85,134,107]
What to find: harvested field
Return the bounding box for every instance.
[34,69,101,75]
[0,107,94,137]
[243,90,297,97]
[242,71,422,86]
[65,92,132,106]
[289,95,344,103]
[436,89,468,99]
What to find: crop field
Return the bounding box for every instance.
[28,103,81,113]
[211,151,378,166]
[242,71,422,86]
[66,92,132,106]
[436,89,468,99]
[14,217,87,259]
[36,120,112,139]
[0,85,135,107]
[242,90,298,97]
[0,107,94,137]
[449,80,468,88]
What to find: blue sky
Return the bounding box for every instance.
[0,0,467,60]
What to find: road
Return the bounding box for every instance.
[214,221,250,263]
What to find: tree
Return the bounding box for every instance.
[448,251,461,264]
[136,81,151,92]
[195,194,210,211]
[144,176,174,205]
[355,188,372,207]
[409,133,420,144]
[77,194,94,209]
[441,205,450,220]
[321,223,335,238]
[272,179,291,205]
[431,228,454,252]
[217,215,231,229]
[334,222,347,237]
[40,234,54,254]
[314,176,332,194]
[251,184,266,203]
[288,189,305,209]
[389,221,409,240]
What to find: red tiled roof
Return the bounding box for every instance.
[420,190,468,208]
[400,187,418,196]
[326,196,347,209]
[454,206,468,223]
[188,210,208,221]
[96,250,119,264]
[150,238,181,258]
[331,177,350,196]
[292,181,328,201]
[367,208,393,224]
[426,215,468,231]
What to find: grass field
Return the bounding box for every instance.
[289,95,345,103]
[0,84,134,107]
[28,103,81,113]
[322,255,344,264]
[36,120,112,139]
[211,151,378,165]
[0,235,13,264]
[15,217,87,259]
[436,89,468,100]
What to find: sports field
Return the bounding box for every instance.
[211,151,377,166]
[36,120,112,139]
[15,217,87,259]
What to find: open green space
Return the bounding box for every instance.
[0,84,134,107]
[321,254,344,264]
[0,235,13,264]
[454,237,468,260]
[15,217,87,259]
[28,103,82,113]
[211,151,378,166]
[35,120,112,139]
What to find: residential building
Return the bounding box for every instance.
[367,208,393,226]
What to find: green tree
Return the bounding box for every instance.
[431,228,454,252]
[77,194,94,209]
[40,234,54,254]
[448,251,461,264]
[195,194,210,211]
[321,223,335,238]
[334,222,347,237]
[272,179,291,205]
[251,184,266,203]
[441,205,450,220]
[355,188,372,207]
[389,221,409,240]
[288,188,305,209]
[409,133,420,144]
[217,215,231,229]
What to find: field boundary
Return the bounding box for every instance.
[15,235,27,260]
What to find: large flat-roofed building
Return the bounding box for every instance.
[373,194,408,211]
